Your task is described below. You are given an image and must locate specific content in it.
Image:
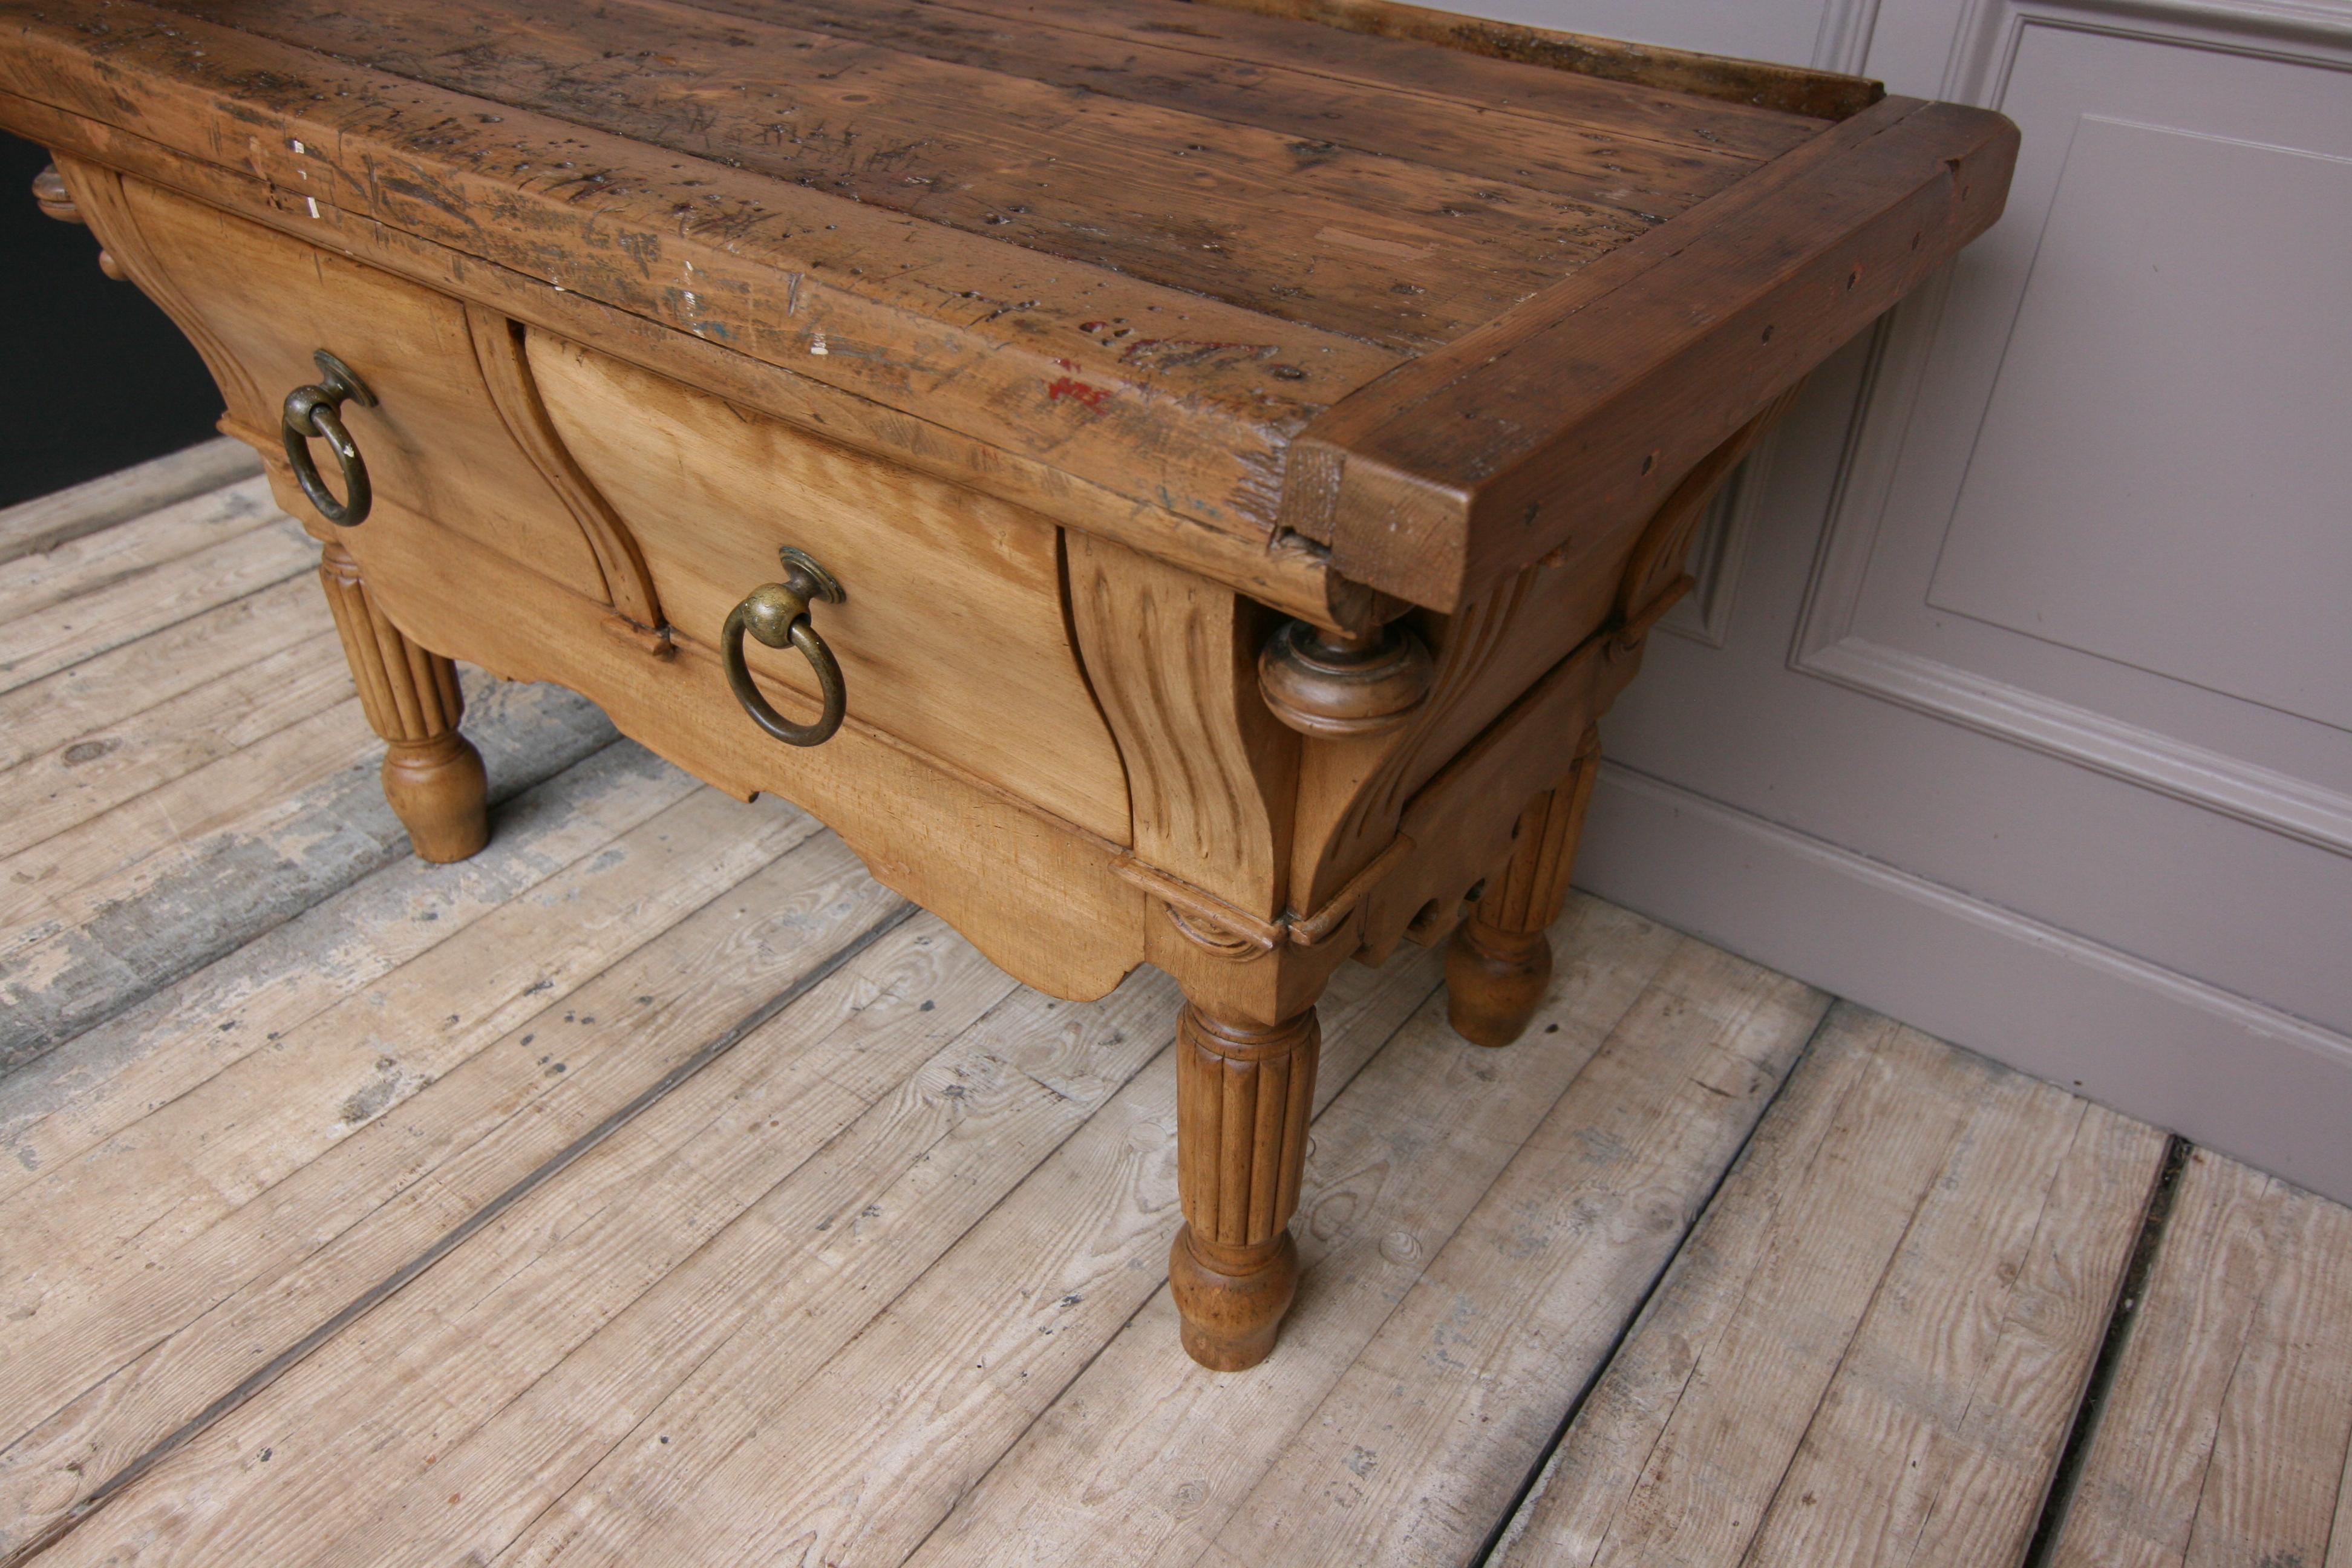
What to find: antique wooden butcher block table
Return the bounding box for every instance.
[6,0,2014,1369]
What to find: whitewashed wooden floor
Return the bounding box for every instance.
[3,446,2348,1568]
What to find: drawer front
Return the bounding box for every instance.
[102,176,611,603]
[526,335,1133,846]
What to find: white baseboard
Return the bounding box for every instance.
[1578,762,2352,1204]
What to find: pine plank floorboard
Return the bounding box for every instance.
[0,440,258,566]
[1,465,2346,1567]
[2045,1147,2352,1568]
[1488,1011,2171,1568]
[0,742,688,1201]
[907,924,1821,1568]
[0,573,325,777]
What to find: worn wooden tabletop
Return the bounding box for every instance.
[0,0,2013,612]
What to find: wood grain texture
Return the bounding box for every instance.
[683,0,1764,223]
[531,333,1132,845]
[16,93,1361,629]
[0,569,322,777]
[317,491,1146,1004]
[0,0,1984,621]
[0,675,614,1068]
[0,438,257,568]
[898,903,1749,1568]
[182,0,1653,350]
[0,629,344,865]
[48,157,263,424]
[462,305,664,634]
[1282,97,2020,609]
[0,0,1396,552]
[109,176,619,601]
[10,478,2350,1567]
[0,742,691,1204]
[27,908,1015,1568]
[0,486,615,1067]
[0,513,315,699]
[0,806,895,1563]
[0,474,275,631]
[1479,740,1600,939]
[1445,728,1600,1047]
[2048,1149,2352,1568]
[478,946,1440,1568]
[1285,565,1566,917]
[1492,1008,2167,1568]
[1168,1004,1320,1369]
[1217,944,1826,1568]
[921,0,1831,159]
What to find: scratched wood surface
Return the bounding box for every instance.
[0,0,2013,624]
[158,0,1798,355]
[4,460,2350,1567]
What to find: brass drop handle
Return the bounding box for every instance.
[722,547,848,747]
[281,350,377,528]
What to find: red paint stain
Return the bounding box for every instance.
[1047,376,1109,411]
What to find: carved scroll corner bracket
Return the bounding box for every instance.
[1257,617,1434,739]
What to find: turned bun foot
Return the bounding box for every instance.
[382,733,490,863]
[319,541,491,866]
[1170,1224,1298,1371]
[1168,1003,1318,1370]
[1446,919,1554,1048]
[1446,728,1600,1048]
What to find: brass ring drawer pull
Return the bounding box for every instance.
[722,547,847,747]
[281,349,378,528]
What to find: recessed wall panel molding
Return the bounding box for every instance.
[1791,0,2352,854]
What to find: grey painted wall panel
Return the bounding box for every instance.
[1443,0,2352,1198]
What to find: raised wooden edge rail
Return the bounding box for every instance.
[1194,0,1886,119]
[1279,95,2019,610]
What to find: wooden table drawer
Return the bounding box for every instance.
[525,336,1131,845]
[80,170,1132,849]
[96,176,612,603]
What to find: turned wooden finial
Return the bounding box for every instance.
[31,163,79,224]
[1257,618,1433,739]
[32,162,125,278]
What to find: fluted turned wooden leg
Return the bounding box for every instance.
[318,542,489,863]
[1168,1001,1319,1370]
[1448,725,1601,1048]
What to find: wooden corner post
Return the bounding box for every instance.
[1168,1004,1319,1368]
[318,542,491,863]
[1446,726,1601,1047]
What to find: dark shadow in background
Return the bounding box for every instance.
[2,131,224,508]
